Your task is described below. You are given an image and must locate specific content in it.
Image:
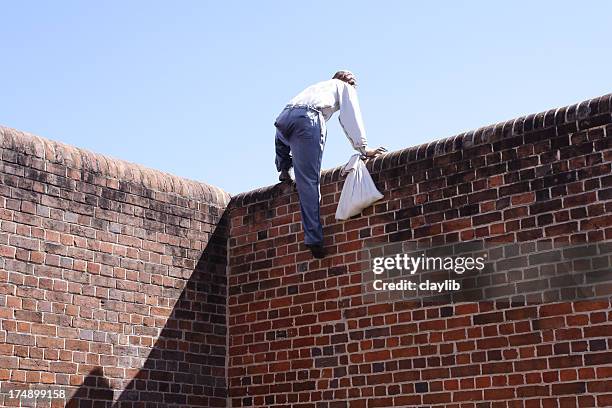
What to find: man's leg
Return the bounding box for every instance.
[274,128,292,173]
[288,109,325,247]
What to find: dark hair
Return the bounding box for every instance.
[332,70,357,87]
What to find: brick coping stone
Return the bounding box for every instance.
[0,125,230,207]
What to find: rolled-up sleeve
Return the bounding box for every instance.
[337,81,368,154]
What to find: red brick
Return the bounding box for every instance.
[5,94,612,407]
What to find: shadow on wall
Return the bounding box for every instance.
[66,366,113,407]
[66,214,229,408]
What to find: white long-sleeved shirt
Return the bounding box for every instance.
[287,79,368,154]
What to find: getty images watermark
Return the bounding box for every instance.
[362,239,612,304]
[372,253,486,292]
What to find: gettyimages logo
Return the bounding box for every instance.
[362,239,612,304]
[370,253,487,294]
[372,253,486,275]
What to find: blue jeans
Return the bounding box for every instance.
[274,105,327,246]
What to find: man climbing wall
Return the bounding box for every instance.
[273,70,387,259]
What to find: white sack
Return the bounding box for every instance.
[335,154,384,221]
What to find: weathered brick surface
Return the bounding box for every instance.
[0,127,230,407]
[3,93,612,408]
[228,94,612,407]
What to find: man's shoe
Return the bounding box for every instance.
[279,169,292,182]
[306,244,326,259]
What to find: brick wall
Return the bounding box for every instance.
[0,127,230,407]
[2,93,612,408]
[227,94,612,407]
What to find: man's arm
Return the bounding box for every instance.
[337,81,386,157]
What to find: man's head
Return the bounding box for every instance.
[332,70,357,87]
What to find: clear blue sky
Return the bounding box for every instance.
[2,1,611,195]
